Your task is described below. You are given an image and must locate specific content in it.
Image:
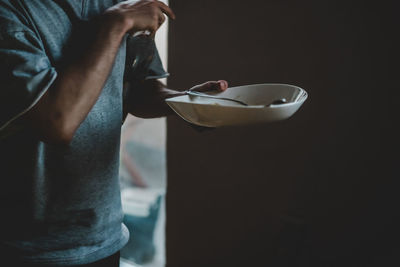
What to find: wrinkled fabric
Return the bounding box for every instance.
[125,35,169,82]
[0,0,167,266]
[0,25,57,137]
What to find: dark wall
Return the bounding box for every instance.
[166,1,399,266]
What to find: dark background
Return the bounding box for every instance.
[166,1,399,266]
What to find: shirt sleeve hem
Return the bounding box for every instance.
[0,69,58,133]
[144,72,170,80]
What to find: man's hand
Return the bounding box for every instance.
[187,80,229,93]
[103,0,175,37]
[126,80,229,118]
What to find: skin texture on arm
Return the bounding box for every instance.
[23,25,125,145]
[21,0,175,145]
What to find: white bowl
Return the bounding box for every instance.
[165,83,308,127]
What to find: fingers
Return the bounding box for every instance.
[189,81,215,92]
[156,1,176,20]
[157,9,166,27]
[141,2,171,37]
[148,9,165,38]
[159,12,166,25]
[218,80,228,91]
[190,80,229,92]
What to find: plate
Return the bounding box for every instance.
[165,83,308,127]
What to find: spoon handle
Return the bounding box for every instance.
[185,90,249,106]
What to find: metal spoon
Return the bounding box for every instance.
[185,90,287,107]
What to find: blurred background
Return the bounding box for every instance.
[120,0,399,267]
[119,2,169,266]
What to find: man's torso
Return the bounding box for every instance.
[0,0,130,265]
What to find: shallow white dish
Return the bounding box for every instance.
[166,83,308,127]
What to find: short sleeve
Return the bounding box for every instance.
[124,35,169,83]
[0,29,57,134]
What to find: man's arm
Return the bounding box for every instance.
[21,0,175,145]
[126,79,228,118]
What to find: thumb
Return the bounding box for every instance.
[189,80,228,92]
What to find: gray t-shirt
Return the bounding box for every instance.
[0,0,168,265]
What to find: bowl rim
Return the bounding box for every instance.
[165,83,308,109]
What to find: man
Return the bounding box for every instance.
[0,0,228,266]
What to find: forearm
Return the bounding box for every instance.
[23,25,125,144]
[125,79,185,118]
[125,79,229,119]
